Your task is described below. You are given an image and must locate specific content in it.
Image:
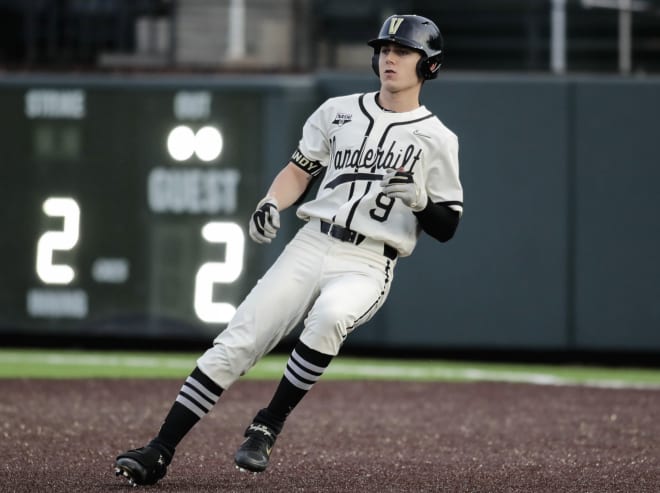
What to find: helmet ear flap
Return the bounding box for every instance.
[371,51,380,77]
[417,54,442,80]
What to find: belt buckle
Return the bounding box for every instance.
[329,224,353,243]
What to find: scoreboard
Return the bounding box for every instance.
[0,80,268,341]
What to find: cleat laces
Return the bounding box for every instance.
[243,424,275,454]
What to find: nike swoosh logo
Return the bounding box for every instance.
[413,129,432,139]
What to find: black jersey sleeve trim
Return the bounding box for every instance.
[413,201,461,243]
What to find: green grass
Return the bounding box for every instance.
[1,348,659,388]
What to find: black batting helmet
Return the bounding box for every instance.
[367,14,444,80]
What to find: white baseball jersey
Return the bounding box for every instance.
[292,91,463,257]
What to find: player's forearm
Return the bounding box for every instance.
[413,202,460,242]
[266,162,313,211]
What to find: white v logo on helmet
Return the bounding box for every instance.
[388,17,404,35]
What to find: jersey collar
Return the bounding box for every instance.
[366,92,429,119]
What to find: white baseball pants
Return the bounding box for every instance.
[197,219,396,390]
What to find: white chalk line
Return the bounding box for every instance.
[256,361,660,390]
[1,351,659,389]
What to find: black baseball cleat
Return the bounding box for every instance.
[234,423,278,473]
[114,446,171,486]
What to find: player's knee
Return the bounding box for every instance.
[314,305,352,333]
[304,307,354,353]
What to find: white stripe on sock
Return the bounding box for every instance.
[287,357,322,383]
[284,366,314,390]
[180,387,214,412]
[183,377,220,404]
[291,349,327,374]
[175,395,206,418]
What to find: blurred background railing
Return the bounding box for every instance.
[1,0,659,74]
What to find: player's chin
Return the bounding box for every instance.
[380,79,399,91]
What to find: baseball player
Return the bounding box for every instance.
[114,14,462,486]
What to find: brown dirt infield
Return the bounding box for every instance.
[0,379,658,492]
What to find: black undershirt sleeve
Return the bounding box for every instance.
[413,201,460,243]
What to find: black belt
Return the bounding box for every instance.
[320,220,397,260]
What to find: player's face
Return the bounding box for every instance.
[378,43,423,92]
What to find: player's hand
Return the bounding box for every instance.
[380,169,428,212]
[249,197,280,244]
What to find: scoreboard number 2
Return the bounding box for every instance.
[194,222,245,324]
[36,197,81,285]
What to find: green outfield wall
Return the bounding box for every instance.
[0,73,658,353]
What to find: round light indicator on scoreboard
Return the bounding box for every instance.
[195,126,223,162]
[167,125,196,161]
[167,125,223,162]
